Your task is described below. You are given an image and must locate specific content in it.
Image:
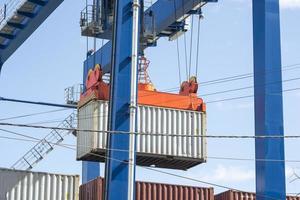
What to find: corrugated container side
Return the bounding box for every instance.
[0,168,79,200]
[215,190,300,200]
[79,177,214,200]
[77,100,207,170]
[79,178,104,200]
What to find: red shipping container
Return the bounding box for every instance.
[215,190,300,200]
[79,177,214,200]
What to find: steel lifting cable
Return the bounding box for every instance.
[85,0,90,60]
[173,0,182,85]
[181,0,189,80]
[100,39,104,64]
[188,0,196,79]
[195,0,202,79]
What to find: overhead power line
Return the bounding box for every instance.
[43,142,284,200]
[0,108,69,121]
[206,87,300,104]
[1,122,300,139]
[0,97,77,109]
[12,84,300,126]
[2,128,300,166]
[0,132,286,200]
[1,128,298,198]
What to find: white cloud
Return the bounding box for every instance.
[201,165,255,183]
[280,0,300,9]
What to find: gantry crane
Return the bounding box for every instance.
[0,0,286,200]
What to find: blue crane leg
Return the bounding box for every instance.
[82,161,100,183]
[104,0,139,199]
[253,1,286,200]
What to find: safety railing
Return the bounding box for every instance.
[80,4,102,29]
[65,84,83,105]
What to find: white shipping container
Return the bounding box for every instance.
[77,100,207,170]
[0,168,79,200]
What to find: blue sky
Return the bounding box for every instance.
[0,0,300,195]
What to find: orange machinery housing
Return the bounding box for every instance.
[79,64,206,112]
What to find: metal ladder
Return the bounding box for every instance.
[11,112,77,170]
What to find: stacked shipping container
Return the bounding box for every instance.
[215,190,300,200]
[79,177,214,200]
[80,179,300,200]
[0,168,79,200]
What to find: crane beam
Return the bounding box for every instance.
[83,0,217,81]
[0,0,64,68]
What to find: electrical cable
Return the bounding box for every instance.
[11,138,285,200]
[2,129,300,164]
[2,63,300,125]
[0,133,289,200]
[201,63,300,86]
[0,108,69,121]
[121,62,300,101]
[15,78,300,127]
[201,77,300,97]
[1,121,300,139]
[206,87,300,104]
[0,128,41,141]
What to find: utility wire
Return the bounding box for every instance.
[2,129,300,165]
[14,81,300,126]
[2,64,300,124]
[0,133,287,200]
[19,139,283,200]
[201,77,300,97]
[118,63,300,101]
[1,122,300,139]
[206,87,300,104]
[0,108,68,121]
[201,63,300,86]
[1,63,300,122]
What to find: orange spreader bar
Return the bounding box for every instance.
[79,65,206,112]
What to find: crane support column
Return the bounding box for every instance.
[253,1,286,200]
[104,0,140,199]
[82,161,100,183]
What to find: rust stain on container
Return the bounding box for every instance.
[215,190,300,200]
[79,177,214,200]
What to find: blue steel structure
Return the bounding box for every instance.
[83,0,217,77]
[82,161,100,184]
[0,0,287,199]
[81,0,217,187]
[253,0,286,200]
[103,0,140,197]
[0,0,64,72]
